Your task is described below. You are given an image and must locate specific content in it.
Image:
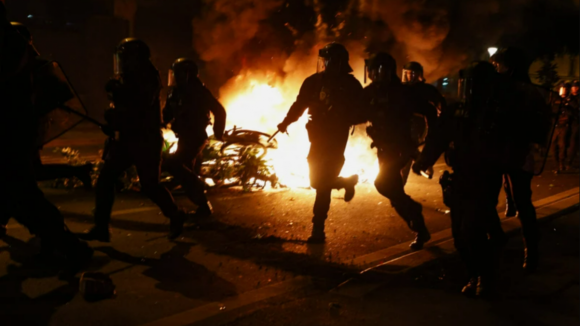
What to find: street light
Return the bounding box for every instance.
[487,47,498,58]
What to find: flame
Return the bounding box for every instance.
[216,69,378,188]
[162,128,179,154]
[163,45,380,188]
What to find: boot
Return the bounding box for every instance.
[343,174,359,202]
[505,202,517,217]
[523,247,539,273]
[193,201,213,219]
[307,221,326,243]
[76,164,94,190]
[168,210,186,240]
[461,277,479,297]
[58,241,94,281]
[78,226,111,242]
[475,276,497,299]
[409,229,431,250]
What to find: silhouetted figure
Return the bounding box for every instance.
[414,61,547,296]
[363,53,433,250]
[491,47,551,273]
[276,43,362,243]
[0,8,92,276]
[79,38,187,242]
[400,61,444,185]
[163,57,226,218]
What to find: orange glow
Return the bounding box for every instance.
[164,45,379,188]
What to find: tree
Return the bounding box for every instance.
[536,54,560,89]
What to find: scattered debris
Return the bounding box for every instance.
[79,272,116,302]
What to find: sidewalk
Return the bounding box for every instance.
[214,210,579,326]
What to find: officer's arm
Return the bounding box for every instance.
[413,92,438,132]
[349,78,368,125]
[281,78,313,126]
[205,88,227,141]
[416,109,454,168]
[162,90,175,125]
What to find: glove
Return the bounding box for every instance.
[411,160,427,176]
[213,128,224,141]
[277,121,289,133]
[105,78,121,94]
[100,124,115,137]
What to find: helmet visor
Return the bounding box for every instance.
[317,56,328,74]
[457,76,474,103]
[167,68,194,87]
[114,53,122,75]
[402,69,418,84]
[168,69,176,87]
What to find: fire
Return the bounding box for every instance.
[162,51,380,188]
[162,128,178,154]
[217,69,379,188]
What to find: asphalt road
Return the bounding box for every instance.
[1,121,578,325]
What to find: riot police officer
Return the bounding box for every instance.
[551,82,574,172]
[565,80,579,168]
[276,42,362,243]
[0,22,93,236]
[364,53,432,250]
[0,4,93,275]
[80,38,187,242]
[163,58,227,217]
[559,81,571,98]
[413,61,547,295]
[490,47,550,272]
[400,61,444,184]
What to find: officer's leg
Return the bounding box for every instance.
[551,128,562,168]
[557,127,568,169]
[463,171,503,296]
[503,173,516,217]
[307,153,344,243]
[566,123,579,168]
[6,180,93,274]
[401,160,413,187]
[80,143,131,241]
[509,168,539,271]
[133,141,184,239]
[375,157,430,249]
[450,206,479,295]
[164,155,211,217]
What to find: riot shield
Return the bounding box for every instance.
[35,61,89,145]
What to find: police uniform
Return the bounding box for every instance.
[163,59,226,216]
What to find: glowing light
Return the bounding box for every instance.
[162,128,178,154]
[487,47,498,57]
[216,69,378,188]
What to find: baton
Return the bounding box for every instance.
[60,105,106,128]
[420,170,433,179]
[267,130,279,143]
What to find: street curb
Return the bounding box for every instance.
[331,187,579,297]
[139,276,312,326]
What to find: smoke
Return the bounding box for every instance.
[192,0,579,87]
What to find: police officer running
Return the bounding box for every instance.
[490,47,551,272]
[276,42,362,243]
[0,4,93,276]
[413,61,547,296]
[400,61,445,184]
[80,38,188,242]
[363,53,433,250]
[163,58,227,218]
[564,80,579,169]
